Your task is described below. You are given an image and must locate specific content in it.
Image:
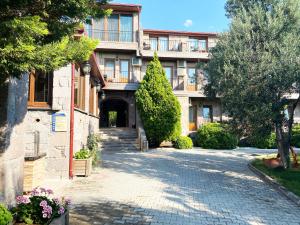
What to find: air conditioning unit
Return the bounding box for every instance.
[177,60,186,68]
[177,68,187,77]
[132,57,142,66]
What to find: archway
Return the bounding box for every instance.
[100,98,129,128]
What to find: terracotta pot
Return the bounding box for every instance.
[263,158,282,169]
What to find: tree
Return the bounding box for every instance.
[135,53,181,147]
[204,0,300,168]
[0,0,111,83]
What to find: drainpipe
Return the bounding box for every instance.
[69,63,75,179]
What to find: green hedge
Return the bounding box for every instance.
[0,204,12,225]
[174,136,193,149]
[239,124,300,149]
[195,123,238,149]
[291,124,300,147]
[246,132,277,149]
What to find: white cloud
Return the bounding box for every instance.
[184,19,193,28]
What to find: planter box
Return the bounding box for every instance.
[50,211,69,225]
[14,211,69,225]
[23,154,46,192]
[73,158,92,177]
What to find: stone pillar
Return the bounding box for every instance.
[84,74,90,113]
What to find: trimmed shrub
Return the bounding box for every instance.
[291,124,300,147]
[135,53,181,147]
[0,204,13,225]
[247,132,276,149]
[174,136,193,149]
[195,123,238,149]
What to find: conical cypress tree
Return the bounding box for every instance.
[135,53,181,147]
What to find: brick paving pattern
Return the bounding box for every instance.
[62,148,300,225]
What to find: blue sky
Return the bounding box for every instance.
[111,0,229,32]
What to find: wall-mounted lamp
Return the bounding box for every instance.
[100,91,106,100]
[82,61,91,76]
[103,74,107,81]
[96,83,102,92]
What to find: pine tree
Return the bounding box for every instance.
[135,53,181,147]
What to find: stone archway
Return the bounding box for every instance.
[100,98,129,128]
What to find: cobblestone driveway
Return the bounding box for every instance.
[63,148,300,225]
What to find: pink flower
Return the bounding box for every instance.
[46,189,54,195]
[16,196,30,205]
[53,198,60,205]
[58,206,65,215]
[64,198,71,206]
[43,213,47,218]
[31,187,40,196]
[40,200,48,207]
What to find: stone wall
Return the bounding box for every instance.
[0,75,28,205]
[74,110,99,152]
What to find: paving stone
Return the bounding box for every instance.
[56,148,300,225]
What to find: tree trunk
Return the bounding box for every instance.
[275,123,290,169]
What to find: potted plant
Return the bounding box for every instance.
[11,187,70,225]
[73,149,92,177]
[0,204,13,225]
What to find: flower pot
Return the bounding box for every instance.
[50,211,69,225]
[14,211,69,225]
[73,157,92,177]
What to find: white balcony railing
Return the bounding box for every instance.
[142,39,216,53]
[88,29,136,42]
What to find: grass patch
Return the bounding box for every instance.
[251,155,300,197]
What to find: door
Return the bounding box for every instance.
[120,60,130,83]
[189,105,197,131]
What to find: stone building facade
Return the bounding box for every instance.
[0,58,103,204]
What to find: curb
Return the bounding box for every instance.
[248,162,300,207]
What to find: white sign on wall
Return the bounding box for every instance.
[52,112,67,132]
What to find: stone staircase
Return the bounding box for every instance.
[99,128,139,152]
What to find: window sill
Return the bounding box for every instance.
[27,106,56,111]
[74,107,88,115]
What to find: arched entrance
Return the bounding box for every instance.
[100,98,129,128]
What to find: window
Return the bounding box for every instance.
[150,36,169,51]
[120,15,133,42]
[189,38,207,52]
[163,67,172,83]
[74,64,85,110]
[187,68,196,84]
[150,37,158,51]
[104,59,115,82]
[28,70,53,107]
[120,60,130,83]
[203,105,213,122]
[96,14,133,42]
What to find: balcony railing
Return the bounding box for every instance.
[142,39,216,53]
[103,69,136,83]
[87,29,135,42]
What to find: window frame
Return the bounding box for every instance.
[119,59,130,83]
[149,36,169,51]
[28,70,53,108]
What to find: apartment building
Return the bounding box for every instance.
[87,3,222,135]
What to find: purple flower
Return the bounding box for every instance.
[40,187,47,193]
[53,198,60,205]
[46,189,54,195]
[40,200,47,207]
[64,198,71,206]
[31,187,40,196]
[16,196,30,205]
[58,206,65,215]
